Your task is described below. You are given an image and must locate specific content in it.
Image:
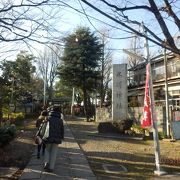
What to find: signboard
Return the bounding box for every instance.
[112,64,128,121]
[9,103,15,112]
[173,111,180,121]
[171,121,180,140]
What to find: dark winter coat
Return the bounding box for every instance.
[44,110,64,144]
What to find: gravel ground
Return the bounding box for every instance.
[65,116,180,180]
[1,116,179,180]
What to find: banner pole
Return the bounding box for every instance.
[143,22,166,175]
[148,63,166,175]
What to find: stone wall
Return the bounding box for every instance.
[128,106,164,125]
[96,106,165,129]
[96,107,112,122]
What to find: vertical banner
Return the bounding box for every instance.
[141,63,152,128]
[112,64,128,121]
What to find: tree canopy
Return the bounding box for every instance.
[58,27,102,119]
[0,51,36,107]
[59,27,102,92]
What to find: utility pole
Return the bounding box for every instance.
[10,76,15,105]
[164,48,170,138]
[43,65,47,106]
[100,34,105,108]
[143,22,166,175]
[71,87,75,116]
[43,79,46,106]
[9,74,15,112]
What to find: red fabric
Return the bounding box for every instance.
[141,63,152,128]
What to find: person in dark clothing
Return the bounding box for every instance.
[43,106,64,172]
[36,110,48,159]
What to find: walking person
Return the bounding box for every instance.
[35,110,48,159]
[43,105,64,172]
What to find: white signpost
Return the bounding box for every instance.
[9,103,15,112]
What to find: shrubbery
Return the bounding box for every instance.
[3,112,25,125]
[0,124,17,147]
[98,119,134,134]
[131,125,166,140]
[0,111,25,147]
[131,124,145,134]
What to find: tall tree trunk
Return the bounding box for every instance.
[83,87,89,121]
[0,97,3,126]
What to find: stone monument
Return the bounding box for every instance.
[112,64,128,121]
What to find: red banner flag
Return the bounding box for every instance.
[141,63,152,128]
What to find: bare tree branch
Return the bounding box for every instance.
[81,0,180,56]
[100,0,152,12]
[0,0,68,47]
[163,0,180,30]
[148,0,177,49]
[0,0,49,13]
[36,44,62,100]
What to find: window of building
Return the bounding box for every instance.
[153,66,165,81]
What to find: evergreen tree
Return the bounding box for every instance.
[0,51,36,112]
[59,27,102,120]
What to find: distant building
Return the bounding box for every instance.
[128,53,180,109]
